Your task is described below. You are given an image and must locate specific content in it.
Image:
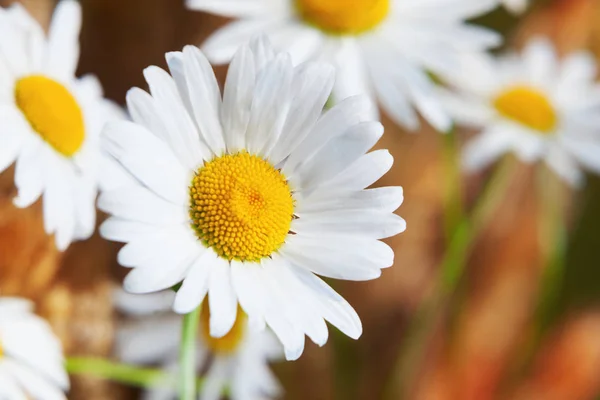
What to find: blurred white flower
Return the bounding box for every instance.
[186,0,501,132]
[99,37,405,360]
[115,291,283,400]
[0,1,122,250]
[443,38,600,186]
[0,297,69,400]
[502,0,529,14]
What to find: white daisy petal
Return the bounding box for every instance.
[299,186,404,214]
[293,121,384,191]
[267,61,335,165]
[283,234,394,280]
[143,66,208,168]
[173,250,218,314]
[103,121,190,204]
[221,44,256,153]
[182,45,226,155]
[283,95,376,176]
[208,260,238,338]
[47,0,81,79]
[246,52,294,155]
[322,149,394,192]
[0,298,69,399]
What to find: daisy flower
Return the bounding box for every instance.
[185,0,502,132]
[0,1,121,250]
[502,0,529,14]
[0,297,69,400]
[444,38,600,186]
[115,290,282,400]
[99,37,405,360]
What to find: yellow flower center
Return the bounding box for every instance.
[189,151,294,262]
[296,0,390,35]
[493,86,557,133]
[200,301,246,354]
[15,75,85,157]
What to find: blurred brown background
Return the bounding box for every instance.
[2,0,600,399]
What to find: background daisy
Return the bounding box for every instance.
[0,297,69,400]
[186,0,501,132]
[99,37,405,360]
[0,0,121,250]
[442,37,600,186]
[115,290,283,400]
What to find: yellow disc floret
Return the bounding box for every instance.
[493,85,557,134]
[296,0,390,35]
[200,300,246,354]
[190,151,294,262]
[15,75,85,157]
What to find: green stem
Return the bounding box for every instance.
[180,306,201,400]
[534,165,568,336]
[441,127,465,242]
[66,357,175,389]
[383,156,516,400]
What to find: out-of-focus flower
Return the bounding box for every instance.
[444,37,600,186]
[503,0,529,14]
[115,290,283,400]
[0,297,69,399]
[186,0,501,132]
[99,37,405,360]
[0,1,121,250]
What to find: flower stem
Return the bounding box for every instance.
[384,156,516,400]
[180,306,201,400]
[441,127,465,242]
[65,357,175,389]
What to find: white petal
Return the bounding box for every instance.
[283,95,376,176]
[182,45,226,155]
[208,259,238,338]
[3,360,66,400]
[293,210,406,240]
[322,149,394,192]
[545,142,584,187]
[12,137,45,208]
[462,127,514,172]
[299,187,404,214]
[283,234,394,280]
[173,250,219,314]
[98,185,187,225]
[0,367,27,400]
[221,44,256,153]
[267,61,335,165]
[230,261,267,331]
[47,0,81,79]
[293,121,384,191]
[523,37,557,88]
[143,66,207,168]
[200,357,230,400]
[202,20,279,65]
[246,52,293,155]
[102,121,190,204]
[290,265,362,339]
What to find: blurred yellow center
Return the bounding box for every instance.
[493,86,557,133]
[15,75,85,157]
[189,151,294,262]
[200,302,246,354]
[296,0,390,35]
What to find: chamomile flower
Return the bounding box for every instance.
[99,37,405,360]
[502,0,529,14]
[0,297,69,400]
[115,291,282,400]
[444,38,600,186]
[0,1,121,250]
[186,0,501,132]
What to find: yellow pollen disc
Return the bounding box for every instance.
[296,0,390,35]
[200,301,246,354]
[15,75,85,157]
[189,151,294,262]
[493,86,557,133]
